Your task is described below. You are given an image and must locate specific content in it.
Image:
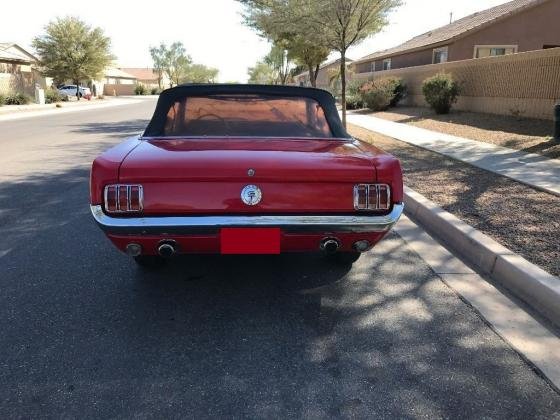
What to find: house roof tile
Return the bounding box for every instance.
[105,68,137,79]
[119,67,159,81]
[0,43,38,63]
[354,0,548,64]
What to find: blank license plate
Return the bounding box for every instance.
[220,228,281,254]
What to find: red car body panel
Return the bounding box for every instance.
[106,231,388,255]
[106,137,402,215]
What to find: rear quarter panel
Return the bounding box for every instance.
[90,136,142,204]
[355,139,403,204]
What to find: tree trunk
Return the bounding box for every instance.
[75,79,80,101]
[307,64,317,87]
[314,64,320,88]
[340,50,346,128]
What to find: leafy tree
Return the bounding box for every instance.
[239,1,328,87]
[247,61,276,84]
[238,0,400,127]
[33,16,113,100]
[285,35,329,87]
[264,43,291,85]
[150,42,218,86]
[309,0,401,126]
[163,42,192,87]
[182,64,219,84]
[149,43,167,89]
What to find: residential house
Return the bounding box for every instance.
[352,0,560,75]
[0,43,47,96]
[104,68,137,85]
[292,58,353,91]
[102,68,138,96]
[119,67,168,90]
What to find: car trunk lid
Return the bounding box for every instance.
[118,138,380,214]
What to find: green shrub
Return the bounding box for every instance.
[386,77,407,107]
[422,73,460,114]
[345,94,364,110]
[0,94,5,106]
[344,80,365,110]
[134,84,147,95]
[347,79,364,97]
[97,94,105,100]
[45,89,62,104]
[150,87,160,95]
[359,79,395,111]
[4,92,31,105]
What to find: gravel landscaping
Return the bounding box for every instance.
[366,107,560,160]
[348,123,560,277]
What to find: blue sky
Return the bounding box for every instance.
[2,0,510,82]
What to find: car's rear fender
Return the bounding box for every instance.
[90,136,142,204]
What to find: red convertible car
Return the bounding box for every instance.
[90,84,403,267]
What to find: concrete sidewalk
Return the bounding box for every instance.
[0,97,142,122]
[347,113,560,196]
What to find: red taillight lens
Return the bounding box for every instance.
[105,185,118,212]
[354,184,391,211]
[118,185,128,210]
[104,184,143,213]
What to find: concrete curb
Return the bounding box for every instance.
[404,186,560,328]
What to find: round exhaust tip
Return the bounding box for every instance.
[125,243,142,257]
[353,240,371,253]
[320,238,340,254]
[157,241,177,258]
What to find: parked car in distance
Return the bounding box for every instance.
[90,84,404,268]
[58,85,91,100]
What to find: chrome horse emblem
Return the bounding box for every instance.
[241,185,262,206]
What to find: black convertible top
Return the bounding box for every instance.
[143,84,350,138]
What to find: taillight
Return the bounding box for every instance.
[354,184,391,211]
[104,184,143,213]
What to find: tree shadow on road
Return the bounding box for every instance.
[69,119,150,138]
[1,123,560,418]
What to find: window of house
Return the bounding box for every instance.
[382,58,391,71]
[433,47,448,64]
[474,45,517,58]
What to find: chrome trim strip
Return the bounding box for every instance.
[90,203,404,235]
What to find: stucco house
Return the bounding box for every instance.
[0,43,47,96]
[119,67,168,90]
[352,0,560,75]
[292,58,353,90]
[104,68,137,85]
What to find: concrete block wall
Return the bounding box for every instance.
[351,47,560,120]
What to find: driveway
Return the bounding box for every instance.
[1,100,559,418]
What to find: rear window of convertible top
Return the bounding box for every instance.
[160,94,334,138]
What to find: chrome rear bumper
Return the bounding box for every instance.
[90,204,404,235]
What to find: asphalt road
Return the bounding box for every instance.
[1,99,559,418]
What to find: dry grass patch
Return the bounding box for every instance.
[367,107,559,161]
[349,123,560,277]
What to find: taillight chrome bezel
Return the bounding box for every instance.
[104,184,144,213]
[354,184,391,211]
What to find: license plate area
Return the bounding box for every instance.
[220,228,281,254]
